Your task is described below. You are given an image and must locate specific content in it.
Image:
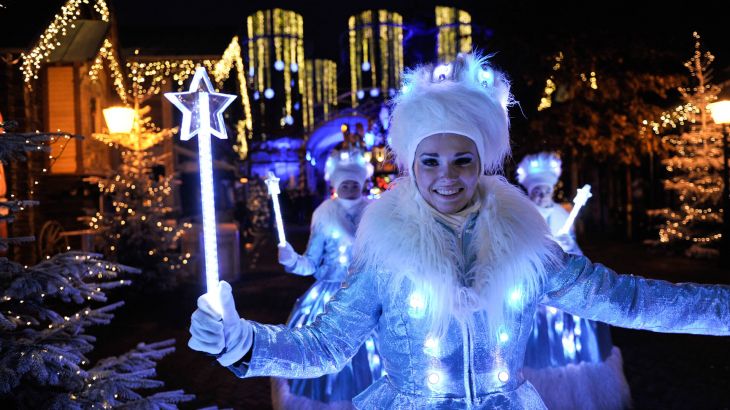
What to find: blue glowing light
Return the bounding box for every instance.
[274,60,285,71]
[290,62,299,72]
[408,291,427,319]
[364,132,375,148]
[370,88,380,97]
[264,88,275,99]
[357,90,365,100]
[361,61,371,72]
[478,68,494,87]
[508,287,523,308]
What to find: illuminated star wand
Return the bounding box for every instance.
[165,68,236,314]
[557,184,592,236]
[265,171,287,247]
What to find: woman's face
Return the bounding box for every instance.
[337,180,362,200]
[529,184,554,208]
[413,133,480,214]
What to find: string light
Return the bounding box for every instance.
[89,38,127,103]
[302,59,338,131]
[92,151,191,271]
[246,9,305,132]
[538,52,563,111]
[646,32,723,251]
[212,36,253,158]
[126,57,218,101]
[21,0,110,86]
[348,10,403,108]
[435,6,472,63]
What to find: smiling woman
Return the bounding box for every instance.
[188,52,730,410]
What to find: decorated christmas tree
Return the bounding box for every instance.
[647,33,724,257]
[0,122,194,408]
[92,107,191,291]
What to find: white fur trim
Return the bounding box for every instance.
[523,346,632,410]
[311,198,367,241]
[353,175,561,336]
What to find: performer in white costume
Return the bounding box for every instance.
[189,53,730,409]
[517,152,631,409]
[273,150,381,409]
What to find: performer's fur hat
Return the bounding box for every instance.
[325,149,371,189]
[388,52,513,174]
[516,152,562,192]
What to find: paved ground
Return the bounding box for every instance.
[89,226,730,409]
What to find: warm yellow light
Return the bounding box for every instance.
[103,107,135,134]
[708,100,730,125]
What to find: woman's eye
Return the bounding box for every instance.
[421,158,439,167]
[455,157,473,166]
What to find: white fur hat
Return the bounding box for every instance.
[325,149,371,189]
[516,152,562,191]
[388,52,513,174]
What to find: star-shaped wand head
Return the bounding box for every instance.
[164,67,237,141]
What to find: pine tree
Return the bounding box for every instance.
[92,109,191,291]
[0,253,194,409]
[647,33,723,257]
[0,124,194,408]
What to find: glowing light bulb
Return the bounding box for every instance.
[409,292,426,309]
[361,61,371,71]
[433,64,452,81]
[264,88,275,99]
[274,60,285,71]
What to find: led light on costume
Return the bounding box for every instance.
[164,67,236,315]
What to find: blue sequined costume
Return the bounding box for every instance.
[523,204,630,409]
[230,177,730,409]
[274,197,382,409]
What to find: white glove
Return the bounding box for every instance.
[278,242,299,269]
[188,281,253,366]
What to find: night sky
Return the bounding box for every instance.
[4,0,728,159]
[2,0,729,63]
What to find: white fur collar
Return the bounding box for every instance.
[353,175,561,335]
[311,197,368,240]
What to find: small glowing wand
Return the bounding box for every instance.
[164,68,236,314]
[265,172,286,247]
[557,184,592,236]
